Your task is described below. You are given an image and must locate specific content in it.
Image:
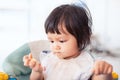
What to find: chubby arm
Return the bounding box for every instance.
[91,61,113,80]
[23,53,44,80]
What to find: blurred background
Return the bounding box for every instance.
[0,0,120,72]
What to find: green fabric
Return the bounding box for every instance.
[2,43,31,80]
[16,74,30,80]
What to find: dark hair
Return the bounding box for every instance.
[44,3,92,51]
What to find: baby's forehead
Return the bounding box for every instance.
[57,24,70,34]
[47,32,69,40]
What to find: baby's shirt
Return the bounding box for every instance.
[40,51,94,80]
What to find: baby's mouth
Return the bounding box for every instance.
[54,52,61,54]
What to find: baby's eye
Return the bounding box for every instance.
[59,40,66,43]
[50,41,54,43]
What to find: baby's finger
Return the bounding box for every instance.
[93,61,100,75]
[102,65,109,74]
[29,53,33,59]
[23,55,29,62]
[99,62,106,74]
[107,66,113,74]
[33,62,43,72]
[24,59,30,66]
[101,62,113,74]
[93,67,99,75]
[29,58,37,68]
[23,55,30,66]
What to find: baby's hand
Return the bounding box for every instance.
[93,60,113,75]
[23,53,43,72]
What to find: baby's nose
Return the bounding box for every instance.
[53,43,61,50]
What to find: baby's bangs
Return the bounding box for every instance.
[45,14,66,34]
[45,22,60,34]
[45,17,62,34]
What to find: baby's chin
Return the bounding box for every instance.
[56,54,72,59]
[53,52,72,59]
[54,53,64,59]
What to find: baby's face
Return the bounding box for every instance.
[47,26,80,59]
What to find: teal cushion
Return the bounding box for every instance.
[2,43,31,76]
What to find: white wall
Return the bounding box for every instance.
[107,0,120,48]
[0,0,30,71]
[86,0,120,49]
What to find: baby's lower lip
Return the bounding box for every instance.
[54,52,61,54]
